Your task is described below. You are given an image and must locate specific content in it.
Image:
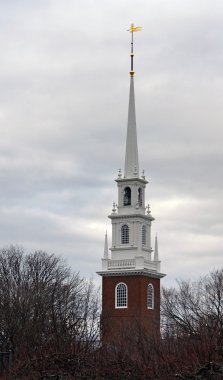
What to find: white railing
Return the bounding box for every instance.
[108,259,135,269]
[106,258,159,272]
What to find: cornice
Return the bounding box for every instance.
[115,177,148,185]
[97,269,166,279]
[108,213,155,221]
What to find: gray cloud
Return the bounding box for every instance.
[0,0,222,287]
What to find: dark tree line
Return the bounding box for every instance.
[0,245,222,379]
[162,269,223,342]
[0,246,99,358]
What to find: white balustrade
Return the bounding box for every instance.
[106,258,159,272]
[108,259,135,269]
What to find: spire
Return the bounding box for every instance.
[154,234,159,261]
[124,77,139,178]
[124,24,142,179]
[104,231,109,259]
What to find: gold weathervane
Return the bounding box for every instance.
[127,23,142,76]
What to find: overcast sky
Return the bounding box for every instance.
[0,0,222,287]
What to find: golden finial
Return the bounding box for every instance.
[128,24,142,33]
[127,24,142,76]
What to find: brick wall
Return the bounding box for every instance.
[101,275,160,343]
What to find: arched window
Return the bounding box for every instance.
[147,284,154,309]
[123,187,131,206]
[142,225,146,245]
[121,224,129,244]
[116,282,128,308]
[138,187,142,206]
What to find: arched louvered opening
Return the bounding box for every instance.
[123,187,131,206]
[121,224,129,244]
[116,282,128,308]
[147,283,154,309]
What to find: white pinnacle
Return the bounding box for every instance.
[154,234,159,261]
[124,76,139,178]
[104,231,109,259]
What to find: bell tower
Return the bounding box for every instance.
[97,24,166,344]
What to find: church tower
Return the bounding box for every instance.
[97,25,165,343]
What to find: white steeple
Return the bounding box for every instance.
[97,24,165,280]
[124,76,139,178]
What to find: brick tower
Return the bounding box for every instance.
[97,24,165,344]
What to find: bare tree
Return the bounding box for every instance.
[0,246,100,357]
[161,268,223,360]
